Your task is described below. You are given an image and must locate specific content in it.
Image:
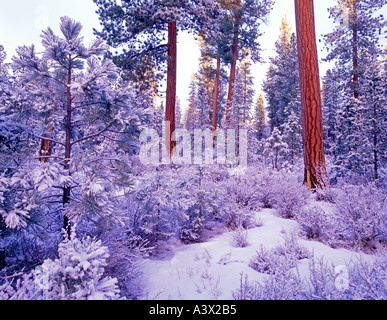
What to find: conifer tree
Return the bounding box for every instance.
[10,17,147,237]
[263,17,300,132]
[254,93,266,140]
[222,0,274,125]
[94,0,219,155]
[322,0,386,179]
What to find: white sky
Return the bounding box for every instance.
[0,0,340,109]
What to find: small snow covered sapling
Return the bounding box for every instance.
[0,236,121,300]
[231,226,249,248]
[249,232,311,274]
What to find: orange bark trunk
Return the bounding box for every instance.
[165,22,177,155]
[225,0,240,125]
[295,0,329,189]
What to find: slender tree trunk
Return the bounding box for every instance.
[165,22,177,155]
[295,0,329,190]
[212,55,221,134]
[63,60,72,238]
[225,0,240,125]
[39,119,54,162]
[352,0,359,100]
[372,81,378,180]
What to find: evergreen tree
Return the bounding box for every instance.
[263,17,300,132]
[254,93,266,140]
[322,68,341,155]
[237,48,255,126]
[94,0,219,155]
[222,0,274,125]
[263,127,289,171]
[7,17,148,238]
[323,0,386,179]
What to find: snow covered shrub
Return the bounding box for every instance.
[250,233,311,274]
[254,263,305,300]
[180,216,205,244]
[0,236,121,300]
[244,247,386,300]
[274,232,312,261]
[103,231,150,299]
[273,176,309,219]
[251,167,278,208]
[123,168,178,248]
[296,204,334,241]
[231,273,260,300]
[219,167,261,230]
[233,267,305,300]
[344,258,387,300]
[34,236,120,300]
[306,257,387,300]
[331,183,387,251]
[178,166,222,243]
[306,256,337,300]
[230,226,249,248]
[315,187,337,203]
[250,166,307,215]
[249,246,281,274]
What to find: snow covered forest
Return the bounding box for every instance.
[0,0,386,301]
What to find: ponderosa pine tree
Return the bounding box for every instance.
[194,2,233,133]
[321,68,341,155]
[324,0,385,99]
[0,46,35,174]
[295,0,329,189]
[222,0,274,126]
[263,16,300,132]
[237,48,255,126]
[94,0,219,155]
[254,93,266,140]
[322,0,386,179]
[10,17,147,237]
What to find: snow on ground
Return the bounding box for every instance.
[139,208,377,300]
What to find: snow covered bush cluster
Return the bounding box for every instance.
[233,256,387,300]
[249,232,312,275]
[296,182,387,251]
[233,231,387,300]
[0,236,119,300]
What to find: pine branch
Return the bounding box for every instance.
[70,124,113,146]
[32,134,66,146]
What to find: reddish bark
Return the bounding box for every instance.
[295,0,329,189]
[212,55,221,133]
[165,22,177,155]
[225,0,241,125]
[39,120,54,162]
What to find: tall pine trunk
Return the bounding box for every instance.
[372,80,378,180]
[212,55,221,133]
[165,22,177,155]
[63,59,72,238]
[225,0,240,125]
[352,0,359,100]
[295,0,329,189]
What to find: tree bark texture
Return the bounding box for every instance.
[63,58,72,238]
[39,119,54,162]
[165,22,177,155]
[295,0,329,189]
